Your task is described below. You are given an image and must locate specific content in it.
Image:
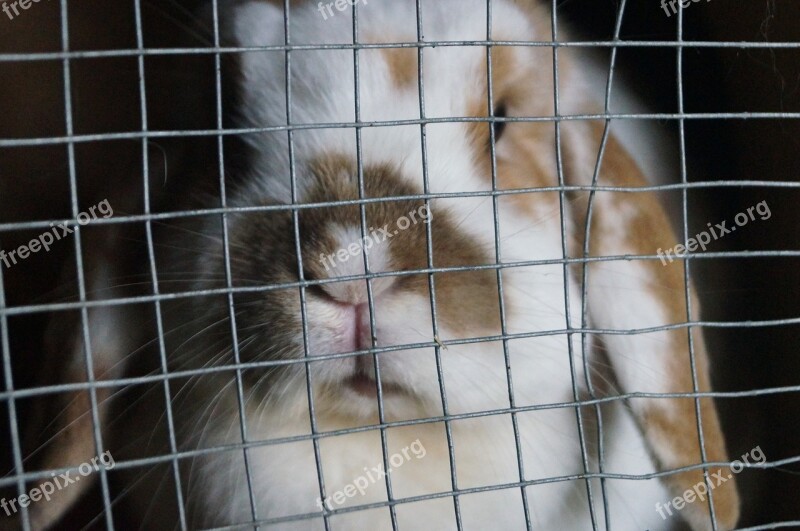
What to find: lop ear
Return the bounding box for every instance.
[562,120,740,530]
[7,253,131,530]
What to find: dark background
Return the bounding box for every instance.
[0,0,798,528]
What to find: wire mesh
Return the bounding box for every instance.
[1,0,799,530]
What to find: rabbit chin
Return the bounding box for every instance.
[315,382,431,423]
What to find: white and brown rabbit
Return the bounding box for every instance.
[21,0,740,529]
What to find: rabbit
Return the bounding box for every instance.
[17,0,740,529]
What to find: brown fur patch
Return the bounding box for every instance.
[381,47,418,89]
[362,33,419,90]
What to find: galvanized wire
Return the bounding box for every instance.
[1,1,798,530]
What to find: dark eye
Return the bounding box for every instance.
[492,104,507,141]
[302,267,330,299]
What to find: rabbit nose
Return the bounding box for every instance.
[354,303,374,350]
[322,270,396,307]
[336,301,373,352]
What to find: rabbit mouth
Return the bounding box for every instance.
[344,372,406,398]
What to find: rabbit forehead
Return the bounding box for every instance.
[230,0,554,183]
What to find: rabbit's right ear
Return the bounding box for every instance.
[9,255,132,530]
[562,120,740,531]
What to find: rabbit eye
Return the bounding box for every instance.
[492,104,508,141]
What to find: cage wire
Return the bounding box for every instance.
[2,0,800,530]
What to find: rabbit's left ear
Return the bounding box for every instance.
[562,120,740,531]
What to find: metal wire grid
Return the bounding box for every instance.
[1,0,800,530]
